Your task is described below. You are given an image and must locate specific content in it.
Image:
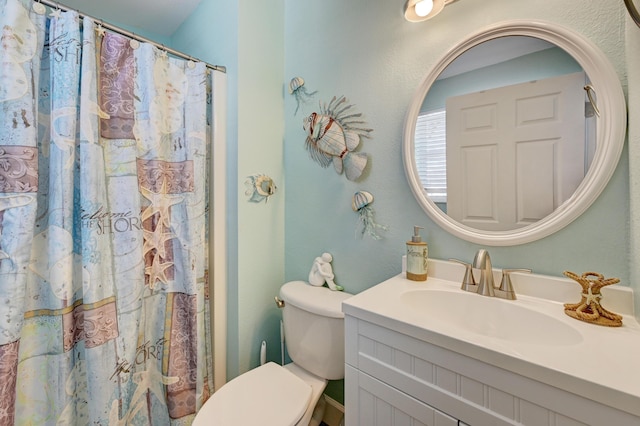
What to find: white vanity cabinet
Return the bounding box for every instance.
[342,267,640,426]
[344,316,638,426]
[346,362,459,426]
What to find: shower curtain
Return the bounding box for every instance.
[0,0,214,424]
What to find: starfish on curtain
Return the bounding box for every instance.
[139,180,185,230]
[94,25,106,37]
[142,221,175,259]
[49,8,62,19]
[145,252,174,289]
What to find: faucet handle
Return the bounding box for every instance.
[498,268,532,299]
[449,258,477,292]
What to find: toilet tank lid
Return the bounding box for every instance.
[280,281,352,318]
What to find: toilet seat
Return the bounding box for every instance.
[193,362,312,426]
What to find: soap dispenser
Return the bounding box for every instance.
[406,226,428,281]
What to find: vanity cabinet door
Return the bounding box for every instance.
[346,365,458,426]
[345,316,640,426]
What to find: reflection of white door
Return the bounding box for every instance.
[446,72,586,231]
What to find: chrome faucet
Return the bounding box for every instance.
[449,258,476,292]
[495,268,532,300]
[456,249,531,300]
[473,249,495,297]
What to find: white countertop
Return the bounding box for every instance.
[342,259,640,417]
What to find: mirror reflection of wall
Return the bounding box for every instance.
[414,36,597,230]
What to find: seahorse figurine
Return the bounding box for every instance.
[563,271,623,327]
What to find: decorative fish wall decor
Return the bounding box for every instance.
[352,190,388,240]
[245,174,277,203]
[303,96,373,181]
[289,76,317,116]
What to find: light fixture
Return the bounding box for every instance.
[414,0,434,17]
[404,0,457,22]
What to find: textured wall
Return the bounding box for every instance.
[173,0,286,380]
[284,0,630,297]
[171,0,635,391]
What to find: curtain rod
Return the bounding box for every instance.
[36,0,226,73]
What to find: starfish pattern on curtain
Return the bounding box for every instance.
[0,0,214,424]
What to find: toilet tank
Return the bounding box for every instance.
[279,281,352,380]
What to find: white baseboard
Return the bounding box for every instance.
[322,395,345,426]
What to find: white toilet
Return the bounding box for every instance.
[193,280,352,426]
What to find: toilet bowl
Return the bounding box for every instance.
[193,281,352,426]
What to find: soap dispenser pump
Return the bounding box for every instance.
[406,226,428,281]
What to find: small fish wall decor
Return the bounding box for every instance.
[289,76,317,116]
[245,174,277,203]
[303,96,373,181]
[352,190,388,240]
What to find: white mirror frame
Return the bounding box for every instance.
[403,19,627,246]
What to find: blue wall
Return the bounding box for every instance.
[170,0,633,391]
[281,2,631,402]
[283,0,629,297]
[15,0,636,411]
[172,0,286,382]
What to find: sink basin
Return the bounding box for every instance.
[400,289,583,346]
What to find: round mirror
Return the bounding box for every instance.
[403,20,626,246]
